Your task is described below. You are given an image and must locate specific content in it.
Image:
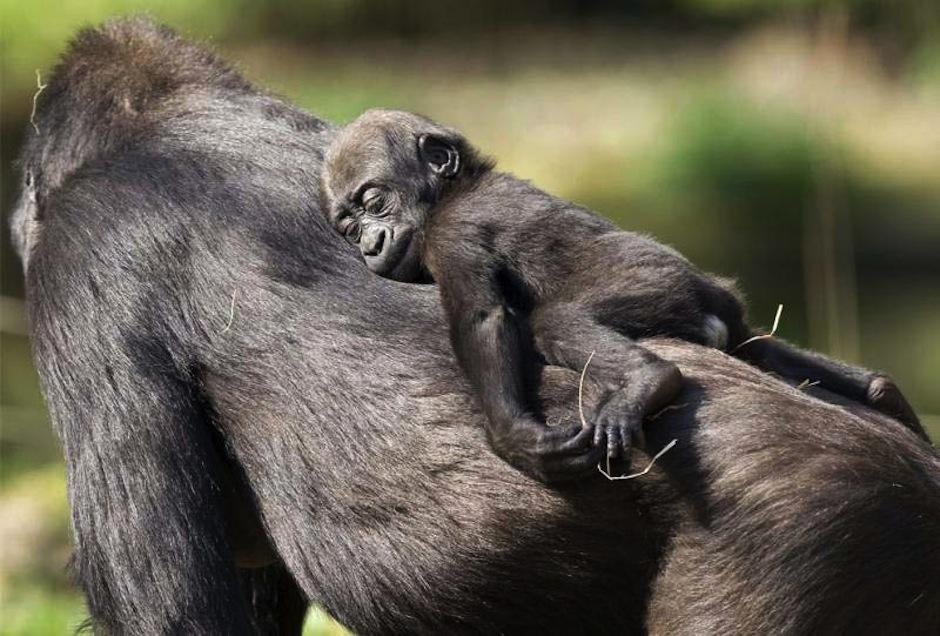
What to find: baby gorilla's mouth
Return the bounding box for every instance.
[360,223,418,282]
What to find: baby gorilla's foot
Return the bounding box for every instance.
[866,374,927,441]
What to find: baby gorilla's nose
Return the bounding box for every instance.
[361,225,388,256]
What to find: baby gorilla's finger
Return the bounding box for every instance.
[553,424,594,453]
[605,421,622,459]
[593,422,605,448]
[543,424,594,455]
[620,423,637,458]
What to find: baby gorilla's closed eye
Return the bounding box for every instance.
[362,187,387,216]
[340,218,361,243]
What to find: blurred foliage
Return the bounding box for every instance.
[3,0,939,110]
[660,93,817,216]
[910,41,940,94]
[0,465,81,635]
[1,1,939,633]
[1,0,240,109]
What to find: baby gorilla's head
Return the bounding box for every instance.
[322,109,475,282]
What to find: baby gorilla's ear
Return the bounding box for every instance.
[418,134,460,178]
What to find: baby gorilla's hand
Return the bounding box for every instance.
[592,393,645,461]
[588,360,683,463]
[491,417,603,484]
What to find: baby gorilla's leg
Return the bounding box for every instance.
[736,336,926,441]
[531,302,684,463]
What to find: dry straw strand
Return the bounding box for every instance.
[577,350,596,429]
[732,303,784,353]
[598,438,678,481]
[649,402,688,421]
[30,70,47,134]
[221,289,238,334]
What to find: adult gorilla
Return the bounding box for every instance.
[12,18,940,635]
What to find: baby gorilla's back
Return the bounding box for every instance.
[559,231,746,350]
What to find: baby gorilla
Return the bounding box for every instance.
[323,109,924,483]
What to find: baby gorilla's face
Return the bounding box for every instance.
[323,110,461,283]
[328,181,426,282]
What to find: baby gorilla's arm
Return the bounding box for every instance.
[435,257,602,484]
[531,302,684,462]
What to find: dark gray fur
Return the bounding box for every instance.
[321,109,925,484]
[11,18,940,635]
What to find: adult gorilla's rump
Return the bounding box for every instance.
[12,18,940,635]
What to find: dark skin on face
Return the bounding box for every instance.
[330,184,424,283]
[323,109,926,484]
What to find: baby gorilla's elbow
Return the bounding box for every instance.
[473,305,510,331]
[464,305,524,353]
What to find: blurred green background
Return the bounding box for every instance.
[1,1,938,633]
